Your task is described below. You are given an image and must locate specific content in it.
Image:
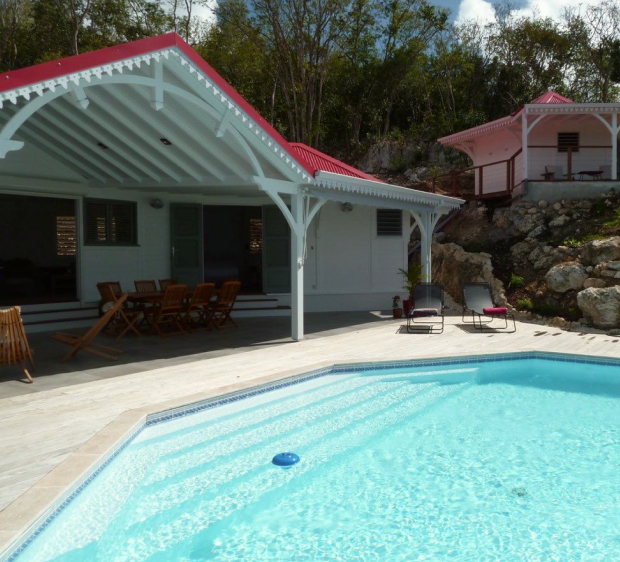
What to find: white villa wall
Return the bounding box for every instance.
[527,115,612,180]
[0,180,408,314]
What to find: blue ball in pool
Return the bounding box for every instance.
[272,452,300,468]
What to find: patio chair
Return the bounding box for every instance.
[544,165,572,180]
[53,295,127,362]
[97,283,142,339]
[0,306,35,383]
[462,282,516,332]
[209,280,241,329]
[406,283,445,334]
[134,280,157,293]
[145,284,187,337]
[159,278,177,291]
[185,282,216,330]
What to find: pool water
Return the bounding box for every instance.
[8,356,620,562]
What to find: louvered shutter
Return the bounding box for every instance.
[377,209,403,236]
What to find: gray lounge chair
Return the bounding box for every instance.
[407,282,444,334]
[462,282,516,332]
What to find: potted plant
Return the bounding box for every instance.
[392,295,403,318]
[399,263,425,314]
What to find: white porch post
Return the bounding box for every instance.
[290,191,305,341]
[411,210,441,283]
[521,112,528,180]
[613,112,618,181]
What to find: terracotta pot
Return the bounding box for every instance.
[393,307,403,319]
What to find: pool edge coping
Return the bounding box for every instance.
[2,349,620,559]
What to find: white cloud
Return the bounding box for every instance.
[456,0,602,26]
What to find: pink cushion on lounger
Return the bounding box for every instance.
[412,308,438,318]
[483,307,507,315]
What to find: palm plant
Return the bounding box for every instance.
[399,263,425,299]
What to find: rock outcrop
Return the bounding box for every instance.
[432,242,505,305]
[577,286,620,328]
[545,262,588,293]
[581,237,620,265]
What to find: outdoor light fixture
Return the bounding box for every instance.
[150,198,164,209]
[97,142,108,149]
[160,138,172,146]
[341,202,353,213]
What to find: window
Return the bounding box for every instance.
[377,209,402,236]
[84,199,137,245]
[558,132,579,153]
[56,216,77,256]
[249,217,263,254]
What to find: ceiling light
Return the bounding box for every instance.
[160,138,172,146]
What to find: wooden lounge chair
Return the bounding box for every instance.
[0,306,35,383]
[406,283,445,334]
[209,280,241,329]
[462,282,516,332]
[145,284,187,337]
[185,283,216,330]
[53,295,128,362]
[134,280,157,293]
[97,283,141,339]
[159,278,177,291]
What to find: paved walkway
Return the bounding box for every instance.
[1,312,619,515]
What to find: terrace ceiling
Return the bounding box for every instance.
[0,35,314,197]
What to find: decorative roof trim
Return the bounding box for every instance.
[525,103,620,114]
[438,115,516,145]
[314,171,463,210]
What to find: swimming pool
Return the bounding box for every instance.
[4,353,620,562]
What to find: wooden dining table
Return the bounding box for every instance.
[126,288,220,304]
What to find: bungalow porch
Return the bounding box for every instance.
[437,91,620,202]
[0,33,462,341]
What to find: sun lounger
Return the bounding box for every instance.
[462,282,516,332]
[406,283,445,334]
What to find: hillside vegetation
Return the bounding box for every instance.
[1,0,619,164]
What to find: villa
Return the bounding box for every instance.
[0,32,461,341]
[438,91,620,202]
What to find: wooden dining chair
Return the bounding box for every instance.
[145,284,187,337]
[209,280,241,329]
[134,280,158,293]
[0,306,35,383]
[97,283,141,339]
[159,278,177,291]
[53,295,127,362]
[185,283,216,330]
[97,281,123,299]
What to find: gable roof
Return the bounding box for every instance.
[438,90,576,145]
[0,32,316,178]
[290,143,382,183]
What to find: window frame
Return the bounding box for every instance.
[83,198,138,247]
[376,209,403,237]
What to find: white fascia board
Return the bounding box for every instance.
[313,170,464,210]
[526,103,620,114]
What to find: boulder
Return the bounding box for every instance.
[527,225,546,239]
[577,286,620,328]
[583,278,606,289]
[512,211,544,234]
[581,237,620,265]
[545,262,588,293]
[538,200,548,209]
[549,214,570,227]
[431,242,505,306]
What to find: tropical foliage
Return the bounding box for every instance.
[1,0,619,157]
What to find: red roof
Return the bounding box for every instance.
[290,143,381,183]
[0,33,316,178]
[530,91,573,104]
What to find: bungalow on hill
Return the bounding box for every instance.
[0,33,462,340]
[438,91,620,203]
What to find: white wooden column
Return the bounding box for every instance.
[613,112,618,181]
[411,210,443,283]
[522,112,528,181]
[290,192,305,341]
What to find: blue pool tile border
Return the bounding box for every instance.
[3,350,620,561]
